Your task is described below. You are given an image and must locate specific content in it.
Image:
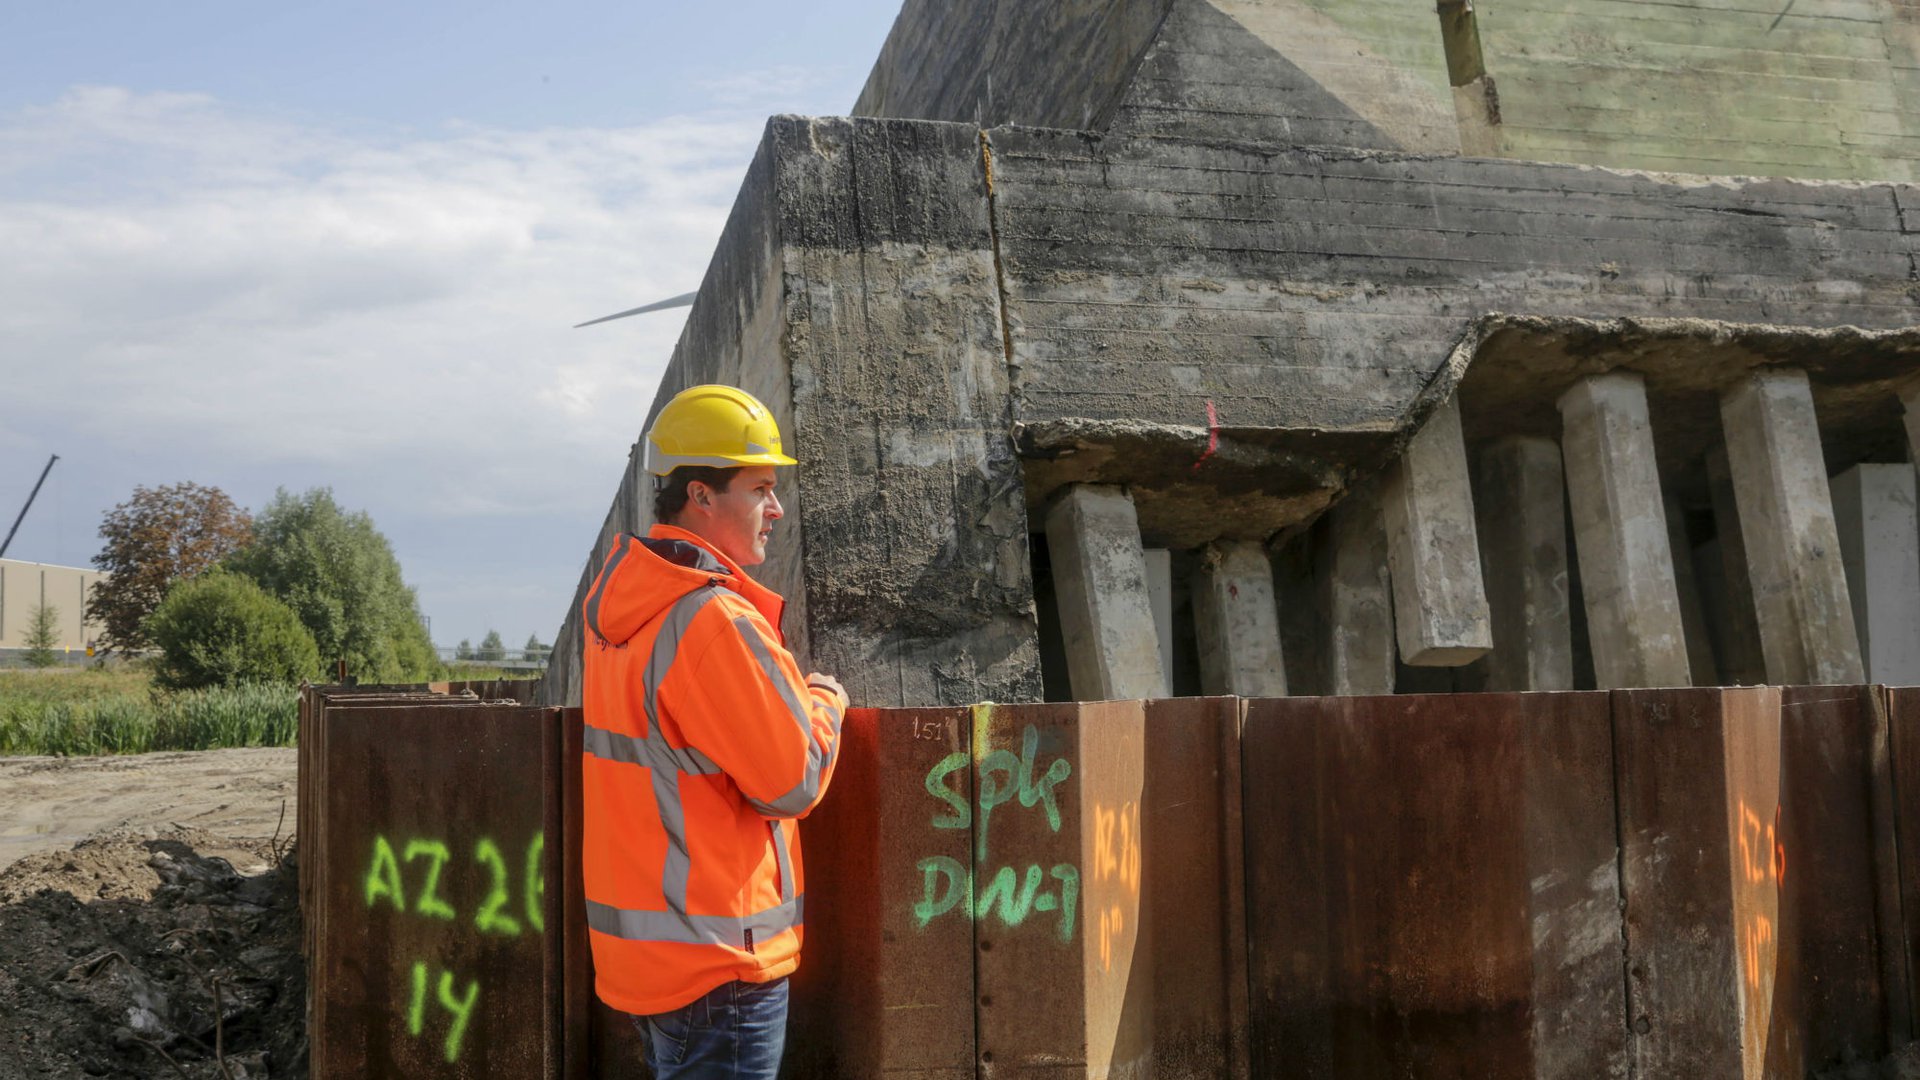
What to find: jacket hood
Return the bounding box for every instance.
[582,524,785,647]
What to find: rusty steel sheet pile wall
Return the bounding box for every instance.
[302,687,1920,1078]
[301,689,568,1078]
[1243,691,1625,1079]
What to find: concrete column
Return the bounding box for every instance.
[1831,464,1920,684]
[1706,452,1768,685]
[1317,484,1397,696]
[1471,436,1574,691]
[1556,372,1692,689]
[1044,485,1169,701]
[1665,494,1720,686]
[1193,540,1288,697]
[1379,396,1493,666]
[1719,369,1864,685]
[1143,549,1174,689]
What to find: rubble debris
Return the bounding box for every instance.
[0,828,305,1079]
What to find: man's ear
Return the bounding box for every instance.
[687,481,711,511]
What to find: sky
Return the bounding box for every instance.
[0,0,902,650]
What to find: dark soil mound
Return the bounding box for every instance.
[0,829,305,1079]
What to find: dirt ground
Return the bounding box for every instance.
[0,749,304,1079]
[0,749,297,876]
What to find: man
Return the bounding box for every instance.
[580,384,848,1079]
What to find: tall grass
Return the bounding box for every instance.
[0,669,298,756]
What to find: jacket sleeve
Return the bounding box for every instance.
[663,600,846,820]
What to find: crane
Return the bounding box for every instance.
[0,454,59,561]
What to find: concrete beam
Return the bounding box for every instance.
[1556,373,1691,689]
[1719,369,1864,686]
[1831,464,1920,685]
[1472,436,1574,691]
[1044,485,1168,701]
[1317,484,1397,697]
[1379,396,1493,667]
[1193,540,1288,697]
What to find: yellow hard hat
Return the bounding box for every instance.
[643,384,799,475]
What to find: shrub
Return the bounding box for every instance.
[23,604,60,668]
[477,629,505,662]
[146,571,320,690]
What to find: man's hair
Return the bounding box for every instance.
[653,466,743,524]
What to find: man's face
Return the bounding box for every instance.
[689,465,783,567]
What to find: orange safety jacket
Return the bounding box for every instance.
[580,524,846,1017]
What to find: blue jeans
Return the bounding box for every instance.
[634,978,788,1079]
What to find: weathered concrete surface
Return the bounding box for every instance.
[1478,0,1920,181]
[1314,481,1396,696]
[1719,369,1865,686]
[774,118,1042,709]
[859,0,1920,181]
[1191,539,1287,696]
[1144,548,1174,686]
[855,0,1173,130]
[1243,692,1625,1079]
[1378,396,1491,667]
[1105,0,1453,152]
[545,110,1920,707]
[1832,464,1920,685]
[542,117,1042,710]
[987,127,1920,552]
[1045,485,1168,701]
[1557,373,1691,689]
[1472,436,1574,691]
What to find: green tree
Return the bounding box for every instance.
[225,488,438,683]
[522,633,547,663]
[477,629,505,662]
[23,603,60,668]
[145,571,320,690]
[87,483,252,653]
[455,639,474,661]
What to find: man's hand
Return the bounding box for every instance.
[806,672,849,710]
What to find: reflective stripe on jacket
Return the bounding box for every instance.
[580,524,845,1017]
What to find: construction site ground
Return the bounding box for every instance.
[0,749,304,1079]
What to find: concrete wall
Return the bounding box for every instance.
[1477,0,1920,182]
[857,0,1920,182]
[0,558,106,652]
[543,117,1044,709]
[545,111,1919,707]
[854,0,1173,131]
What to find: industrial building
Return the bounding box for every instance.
[0,557,106,656]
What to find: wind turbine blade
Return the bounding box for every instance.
[573,291,698,328]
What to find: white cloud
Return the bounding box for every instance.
[0,86,779,641]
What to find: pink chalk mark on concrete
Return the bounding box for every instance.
[1194,400,1220,472]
